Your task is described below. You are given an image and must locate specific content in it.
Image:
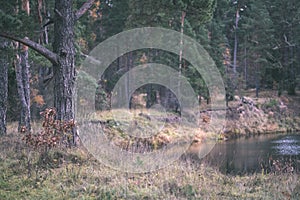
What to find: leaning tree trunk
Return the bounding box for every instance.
[15,43,31,132]
[0,40,8,135]
[53,0,76,121]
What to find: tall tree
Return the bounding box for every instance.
[0,39,9,135]
[15,42,31,131]
[0,0,95,137]
[240,0,275,97]
[16,1,31,131]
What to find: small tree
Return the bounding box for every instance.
[22,107,75,175]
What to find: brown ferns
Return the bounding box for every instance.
[22,107,75,149]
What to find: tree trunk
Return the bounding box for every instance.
[126,52,133,107]
[0,41,8,135]
[146,85,151,108]
[53,0,76,121]
[288,46,296,95]
[244,43,247,89]
[179,11,185,75]
[233,9,240,90]
[15,43,31,132]
[255,63,259,98]
[178,11,185,102]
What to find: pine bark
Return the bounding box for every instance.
[15,44,31,131]
[53,0,76,121]
[0,41,8,135]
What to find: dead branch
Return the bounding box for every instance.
[0,32,58,65]
[283,34,295,47]
[75,0,96,20]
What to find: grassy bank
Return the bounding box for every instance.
[0,130,300,199]
[221,91,300,139]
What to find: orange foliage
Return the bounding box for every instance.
[223,47,231,66]
[30,75,39,84]
[32,95,45,106]
[139,53,148,64]
[31,89,45,106]
[89,0,101,20]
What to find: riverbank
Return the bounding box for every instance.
[219,90,300,139]
[81,90,300,148]
[0,131,299,199]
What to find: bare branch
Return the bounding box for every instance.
[75,0,96,20]
[42,19,54,28]
[0,32,58,65]
[283,34,295,47]
[54,8,63,18]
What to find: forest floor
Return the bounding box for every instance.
[0,127,300,199]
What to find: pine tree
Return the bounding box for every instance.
[0,39,9,134]
[0,0,96,143]
[267,0,300,95]
[240,0,275,97]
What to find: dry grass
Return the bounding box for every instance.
[0,123,300,199]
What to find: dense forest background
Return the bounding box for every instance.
[0,0,300,134]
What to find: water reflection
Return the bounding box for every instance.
[189,133,300,174]
[272,136,300,155]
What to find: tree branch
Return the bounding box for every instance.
[0,32,58,65]
[75,0,96,20]
[283,34,295,47]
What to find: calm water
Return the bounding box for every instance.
[190,133,300,174]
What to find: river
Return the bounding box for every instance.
[188,133,300,174]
